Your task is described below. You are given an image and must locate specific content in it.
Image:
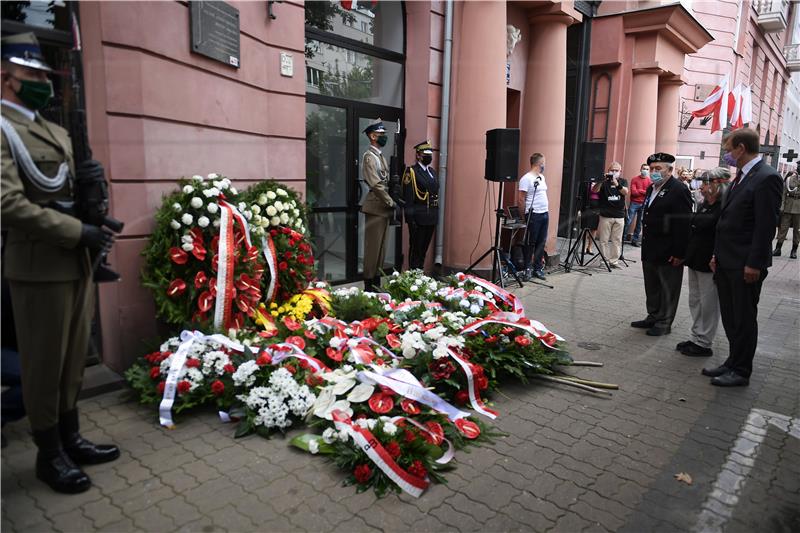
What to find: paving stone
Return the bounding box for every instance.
[50,508,94,533]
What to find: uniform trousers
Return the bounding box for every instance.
[363,213,390,279]
[597,216,624,265]
[9,277,93,431]
[642,260,684,329]
[407,223,435,270]
[776,212,800,246]
[687,268,720,349]
[715,267,765,378]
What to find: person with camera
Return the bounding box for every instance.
[772,170,799,259]
[676,168,727,357]
[1,33,120,494]
[360,118,396,291]
[625,163,651,247]
[592,162,628,269]
[402,140,439,271]
[517,153,549,280]
[630,152,692,336]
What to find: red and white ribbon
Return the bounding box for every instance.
[390,416,455,465]
[332,410,429,498]
[213,200,253,330]
[461,311,564,349]
[446,348,498,420]
[455,272,524,315]
[268,342,330,373]
[348,337,399,364]
[263,234,279,303]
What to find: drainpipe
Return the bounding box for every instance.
[434,0,454,266]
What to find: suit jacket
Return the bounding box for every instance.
[684,199,721,272]
[402,162,439,226]
[640,176,693,264]
[715,159,782,270]
[1,105,89,282]
[360,146,394,217]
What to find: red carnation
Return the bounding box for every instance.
[286,336,306,350]
[476,375,489,391]
[223,364,235,374]
[403,429,417,443]
[284,252,294,260]
[150,367,161,380]
[278,261,288,271]
[353,464,372,484]
[514,335,531,347]
[157,381,166,395]
[429,359,457,381]
[211,380,225,396]
[408,460,427,479]
[185,358,201,368]
[368,393,394,414]
[385,441,401,459]
[177,380,191,394]
[256,353,272,366]
[454,390,470,405]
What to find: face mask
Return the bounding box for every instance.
[13,77,53,111]
[540,164,546,174]
[611,171,620,178]
[376,135,388,147]
[650,171,663,184]
[641,169,649,177]
[722,151,738,167]
[420,155,432,166]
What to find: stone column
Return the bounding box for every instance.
[444,1,506,270]
[519,13,575,255]
[655,77,683,155]
[623,68,660,178]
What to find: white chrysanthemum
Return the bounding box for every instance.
[190,197,203,209]
[181,213,193,225]
[181,243,194,252]
[170,219,181,230]
[213,219,221,228]
[410,285,419,292]
[206,203,219,214]
[202,187,220,198]
[197,216,210,228]
[308,439,319,454]
[322,427,338,444]
[192,175,203,182]
[232,360,259,387]
[207,173,219,180]
[183,185,194,194]
[383,421,398,436]
[220,178,231,189]
[469,304,481,315]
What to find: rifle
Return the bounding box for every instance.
[388,119,404,226]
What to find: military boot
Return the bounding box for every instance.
[791,245,798,259]
[33,426,91,494]
[772,243,782,256]
[60,409,120,465]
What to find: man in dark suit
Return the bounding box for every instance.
[703,128,782,387]
[631,152,692,336]
[402,140,439,271]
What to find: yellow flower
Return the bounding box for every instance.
[271,311,279,317]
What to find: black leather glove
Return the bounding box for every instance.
[79,224,115,252]
[76,159,105,182]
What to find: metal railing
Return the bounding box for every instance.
[753,0,790,32]
[785,43,800,71]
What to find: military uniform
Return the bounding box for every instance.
[360,119,395,290]
[773,172,800,258]
[402,140,439,270]
[1,32,118,494]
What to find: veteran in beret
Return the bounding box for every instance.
[630,152,693,336]
[1,32,119,494]
[402,140,439,271]
[360,118,395,291]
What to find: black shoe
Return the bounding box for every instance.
[532,271,547,281]
[711,370,749,387]
[630,241,640,248]
[772,245,782,257]
[791,247,798,259]
[646,326,671,336]
[631,319,655,329]
[681,343,713,357]
[60,409,120,465]
[701,365,728,378]
[675,340,692,351]
[33,426,91,494]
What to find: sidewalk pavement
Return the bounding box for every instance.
[2,244,798,532]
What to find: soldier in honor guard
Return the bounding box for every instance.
[402,140,439,271]
[772,170,799,259]
[360,118,396,291]
[1,33,120,494]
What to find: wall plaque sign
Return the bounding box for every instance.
[191,1,241,68]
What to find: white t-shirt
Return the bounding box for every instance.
[518,171,548,213]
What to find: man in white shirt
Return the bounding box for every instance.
[517,153,549,280]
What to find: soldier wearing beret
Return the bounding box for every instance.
[402,140,439,271]
[630,152,692,337]
[1,32,119,493]
[360,118,395,291]
[772,170,799,259]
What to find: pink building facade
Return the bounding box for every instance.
[1,1,715,373]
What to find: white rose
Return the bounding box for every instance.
[238,202,247,212]
[181,242,194,252]
[170,219,181,230]
[183,185,194,194]
[181,213,193,225]
[270,216,280,226]
[266,206,277,217]
[382,422,398,436]
[266,191,277,201]
[410,285,419,292]
[172,203,182,212]
[212,180,222,189]
[207,203,219,214]
[277,189,288,197]
[274,201,284,211]
[245,210,253,220]
[213,219,221,228]
[470,304,481,315]
[308,439,319,454]
[251,205,261,215]
[229,187,237,195]
[191,175,203,182]
[207,173,219,180]
[293,209,300,217]
[257,194,268,206]
[280,213,289,224]
[198,216,210,228]
[322,427,338,444]
[220,178,231,189]
[252,215,262,225]
[190,197,203,209]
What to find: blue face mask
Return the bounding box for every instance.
[540,164,546,174]
[722,151,738,167]
[650,171,663,184]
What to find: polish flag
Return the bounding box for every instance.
[729,84,743,130]
[691,74,730,133]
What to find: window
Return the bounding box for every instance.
[346,49,356,64]
[306,66,322,87]
[361,21,369,33]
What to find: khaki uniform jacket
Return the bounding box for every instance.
[360,145,394,217]
[1,105,89,281]
[780,178,800,215]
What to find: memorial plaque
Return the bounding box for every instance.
[191,1,241,68]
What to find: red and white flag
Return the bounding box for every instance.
[727,84,753,130]
[691,74,730,133]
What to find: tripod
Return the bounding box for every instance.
[466,182,523,289]
[562,209,611,273]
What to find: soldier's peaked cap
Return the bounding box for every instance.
[1,32,52,73]
[363,118,386,135]
[646,152,676,165]
[414,141,433,154]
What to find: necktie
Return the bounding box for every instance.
[731,169,743,189]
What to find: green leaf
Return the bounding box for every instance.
[289,433,335,455]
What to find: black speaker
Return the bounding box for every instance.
[582,141,606,181]
[485,128,520,182]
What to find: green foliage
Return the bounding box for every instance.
[329,291,388,322]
